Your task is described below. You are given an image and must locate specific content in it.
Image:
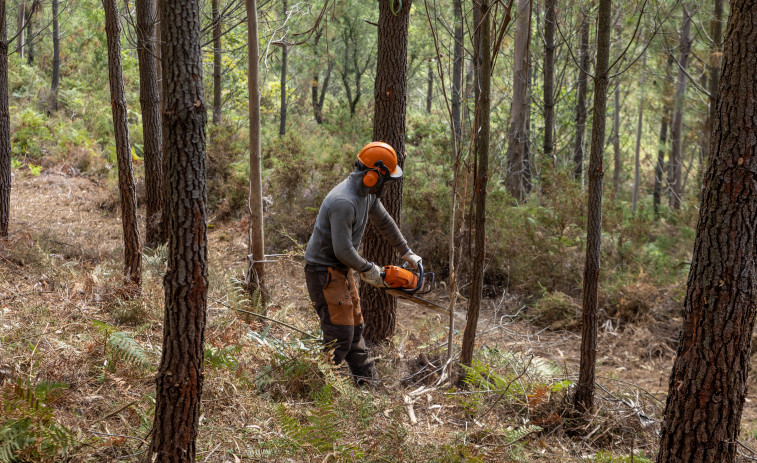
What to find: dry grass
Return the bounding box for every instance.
[4,170,757,462]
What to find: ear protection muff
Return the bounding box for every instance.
[363,169,380,187]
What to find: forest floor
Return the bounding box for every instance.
[3,168,757,462]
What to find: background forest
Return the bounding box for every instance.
[0,0,751,461]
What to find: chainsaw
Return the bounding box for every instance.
[367,262,449,314]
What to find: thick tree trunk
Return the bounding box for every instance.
[136,0,164,248]
[461,0,491,366]
[148,0,208,459]
[50,0,59,111]
[278,0,287,136]
[451,0,463,142]
[0,0,10,238]
[574,0,612,415]
[212,0,222,124]
[360,0,411,345]
[668,4,692,210]
[543,0,556,166]
[573,11,590,183]
[657,2,757,461]
[15,3,23,58]
[103,0,141,288]
[653,56,673,218]
[504,0,531,202]
[245,0,265,299]
[632,51,645,213]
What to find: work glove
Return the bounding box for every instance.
[402,250,422,270]
[360,263,384,288]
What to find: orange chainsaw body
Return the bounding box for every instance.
[382,265,419,289]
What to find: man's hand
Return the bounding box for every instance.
[360,263,384,287]
[402,250,422,269]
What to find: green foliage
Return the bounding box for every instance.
[204,344,241,371]
[0,379,76,463]
[92,320,152,371]
[593,451,654,463]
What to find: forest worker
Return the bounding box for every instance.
[304,141,422,385]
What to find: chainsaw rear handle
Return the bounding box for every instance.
[400,262,434,295]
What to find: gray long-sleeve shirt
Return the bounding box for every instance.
[305,171,410,272]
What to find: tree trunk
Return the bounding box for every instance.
[461,0,492,366]
[657,2,757,460]
[212,0,222,124]
[50,0,59,111]
[103,0,141,289]
[632,50,645,213]
[574,0,612,415]
[704,0,723,168]
[136,0,164,248]
[278,0,287,136]
[612,79,620,197]
[310,28,331,125]
[451,0,463,142]
[668,4,692,210]
[543,0,556,166]
[426,60,432,113]
[245,0,265,299]
[25,1,32,65]
[15,3,23,58]
[504,0,531,202]
[360,0,411,345]
[653,55,673,218]
[0,0,10,238]
[573,10,590,183]
[148,0,208,458]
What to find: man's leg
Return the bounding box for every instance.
[304,267,355,365]
[344,271,377,384]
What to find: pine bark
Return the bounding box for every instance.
[360,0,411,345]
[148,0,208,458]
[657,2,757,460]
[278,0,287,136]
[653,55,673,218]
[668,4,692,210]
[543,0,556,166]
[574,0,612,414]
[15,3,23,58]
[504,0,531,202]
[50,0,59,111]
[103,0,141,288]
[461,0,492,366]
[245,0,265,298]
[612,79,620,197]
[0,0,10,238]
[425,60,433,113]
[25,0,34,65]
[704,0,723,167]
[136,0,164,248]
[572,11,590,182]
[211,0,222,124]
[451,0,463,142]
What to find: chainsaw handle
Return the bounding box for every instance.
[400,261,425,295]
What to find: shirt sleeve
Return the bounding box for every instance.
[368,198,410,256]
[329,199,373,272]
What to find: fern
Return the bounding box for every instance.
[504,425,542,445]
[107,331,151,370]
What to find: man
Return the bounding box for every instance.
[304,141,422,384]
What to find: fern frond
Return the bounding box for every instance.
[505,425,542,445]
[107,331,151,370]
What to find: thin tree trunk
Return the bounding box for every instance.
[25,1,32,65]
[15,3,23,58]
[504,0,532,202]
[136,0,164,248]
[573,10,590,183]
[212,0,222,124]
[451,0,463,142]
[574,0,612,415]
[278,0,287,136]
[632,50,645,213]
[704,0,723,167]
[669,4,692,210]
[245,0,265,299]
[543,0,556,166]
[50,0,59,111]
[103,0,141,289]
[0,0,10,238]
[311,28,331,124]
[657,2,757,460]
[612,79,620,197]
[653,55,673,218]
[148,0,208,457]
[426,60,433,113]
[360,0,412,345]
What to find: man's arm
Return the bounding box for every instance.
[368,199,410,256]
[329,200,373,271]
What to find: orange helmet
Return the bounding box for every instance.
[357,142,403,180]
